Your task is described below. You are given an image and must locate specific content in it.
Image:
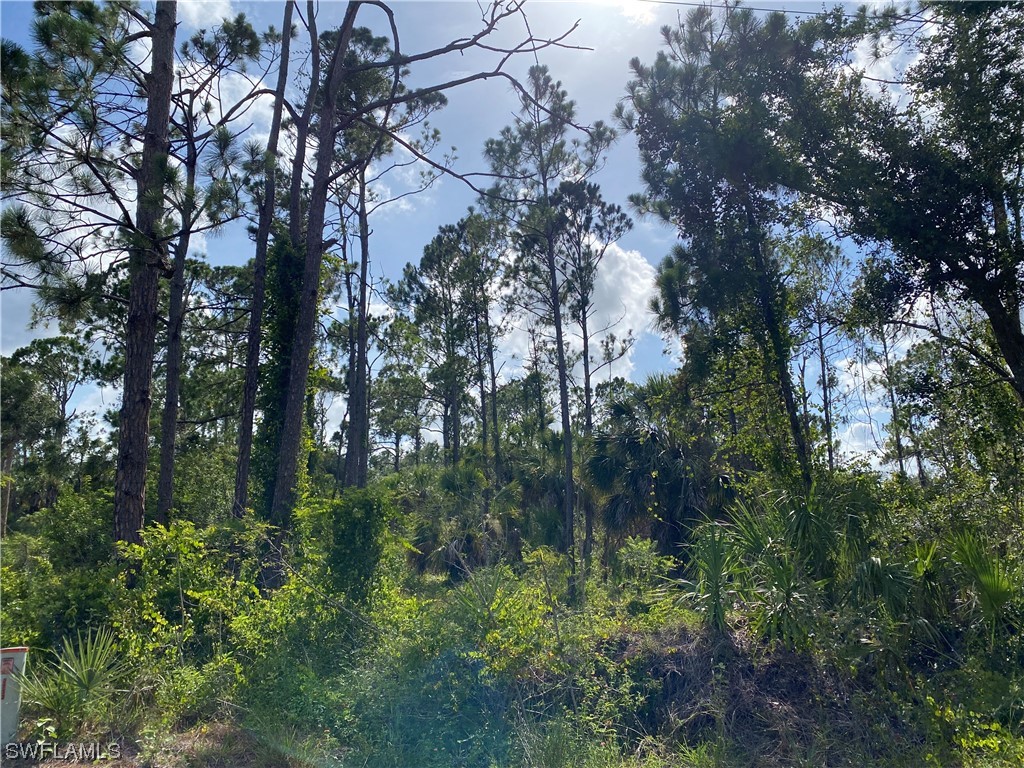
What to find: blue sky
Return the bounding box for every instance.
[0,0,895,462]
[1,0,687,371]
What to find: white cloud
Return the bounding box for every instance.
[612,0,657,27]
[128,33,152,70]
[178,0,234,31]
[838,417,883,466]
[368,301,395,321]
[500,240,656,385]
[70,383,122,438]
[585,241,656,379]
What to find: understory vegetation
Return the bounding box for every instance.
[3,466,1022,766]
[2,1,1023,766]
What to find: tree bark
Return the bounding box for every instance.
[271,3,360,525]
[580,306,595,572]
[155,142,197,525]
[977,290,1024,404]
[546,233,577,603]
[475,313,491,519]
[287,1,319,251]
[344,171,372,488]
[234,0,294,517]
[485,314,503,481]
[815,312,835,473]
[1,441,13,538]
[114,0,177,546]
[744,196,812,491]
[879,329,907,477]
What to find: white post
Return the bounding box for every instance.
[1,647,29,744]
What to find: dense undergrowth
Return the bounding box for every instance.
[3,2,1023,765]
[2,470,1022,767]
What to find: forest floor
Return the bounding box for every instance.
[3,623,932,768]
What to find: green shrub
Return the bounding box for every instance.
[678,524,732,634]
[294,487,391,605]
[951,530,1020,648]
[151,655,241,731]
[18,627,131,740]
[1,487,118,647]
[115,520,259,670]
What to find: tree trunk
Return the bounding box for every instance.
[1,441,13,538]
[475,314,491,520]
[799,356,811,439]
[156,143,197,525]
[580,307,595,572]
[442,401,452,464]
[546,235,577,603]
[288,1,319,251]
[341,232,357,485]
[271,4,359,525]
[258,2,317,520]
[744,196,812,491]
[486,314,502,481]
[581,312,594,437]
[815,312,835,473]
[452,387,461,464]
[363,367,372,482]
[234,0,294,517]
[977,290,1024,404]
[984,187,1024,403]
[907,417,929,487]
[344,170,372,488]
[114,0,177,546]
[879,330,907,477]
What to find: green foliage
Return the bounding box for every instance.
[295,487,391,605]
[606,536,676,626]
[451,563,550,678]
[18,627,131,740]
[950,530,1020,648]
[115,520,260,669]
[926,693,1024,768]
[680,524,732,634]
[590,375,717,554]
[3,5,1024,766]
[680,495,833,650]
[0,486,118,648]
[253,233,305,522]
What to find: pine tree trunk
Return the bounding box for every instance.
[1,441,13,538]
[880,330,907,477]
[113,0,177,546]
[546,235,577,603]
[288,1,319,251]
[156,146,197,525]
[580,308,594,572]
[271,5,359,525]
[816,313,835,473]
[744,196,812,491]
[486,315,503,481]
[234,0,294,517]
[475,314,491,519]
[344,172,371,488]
